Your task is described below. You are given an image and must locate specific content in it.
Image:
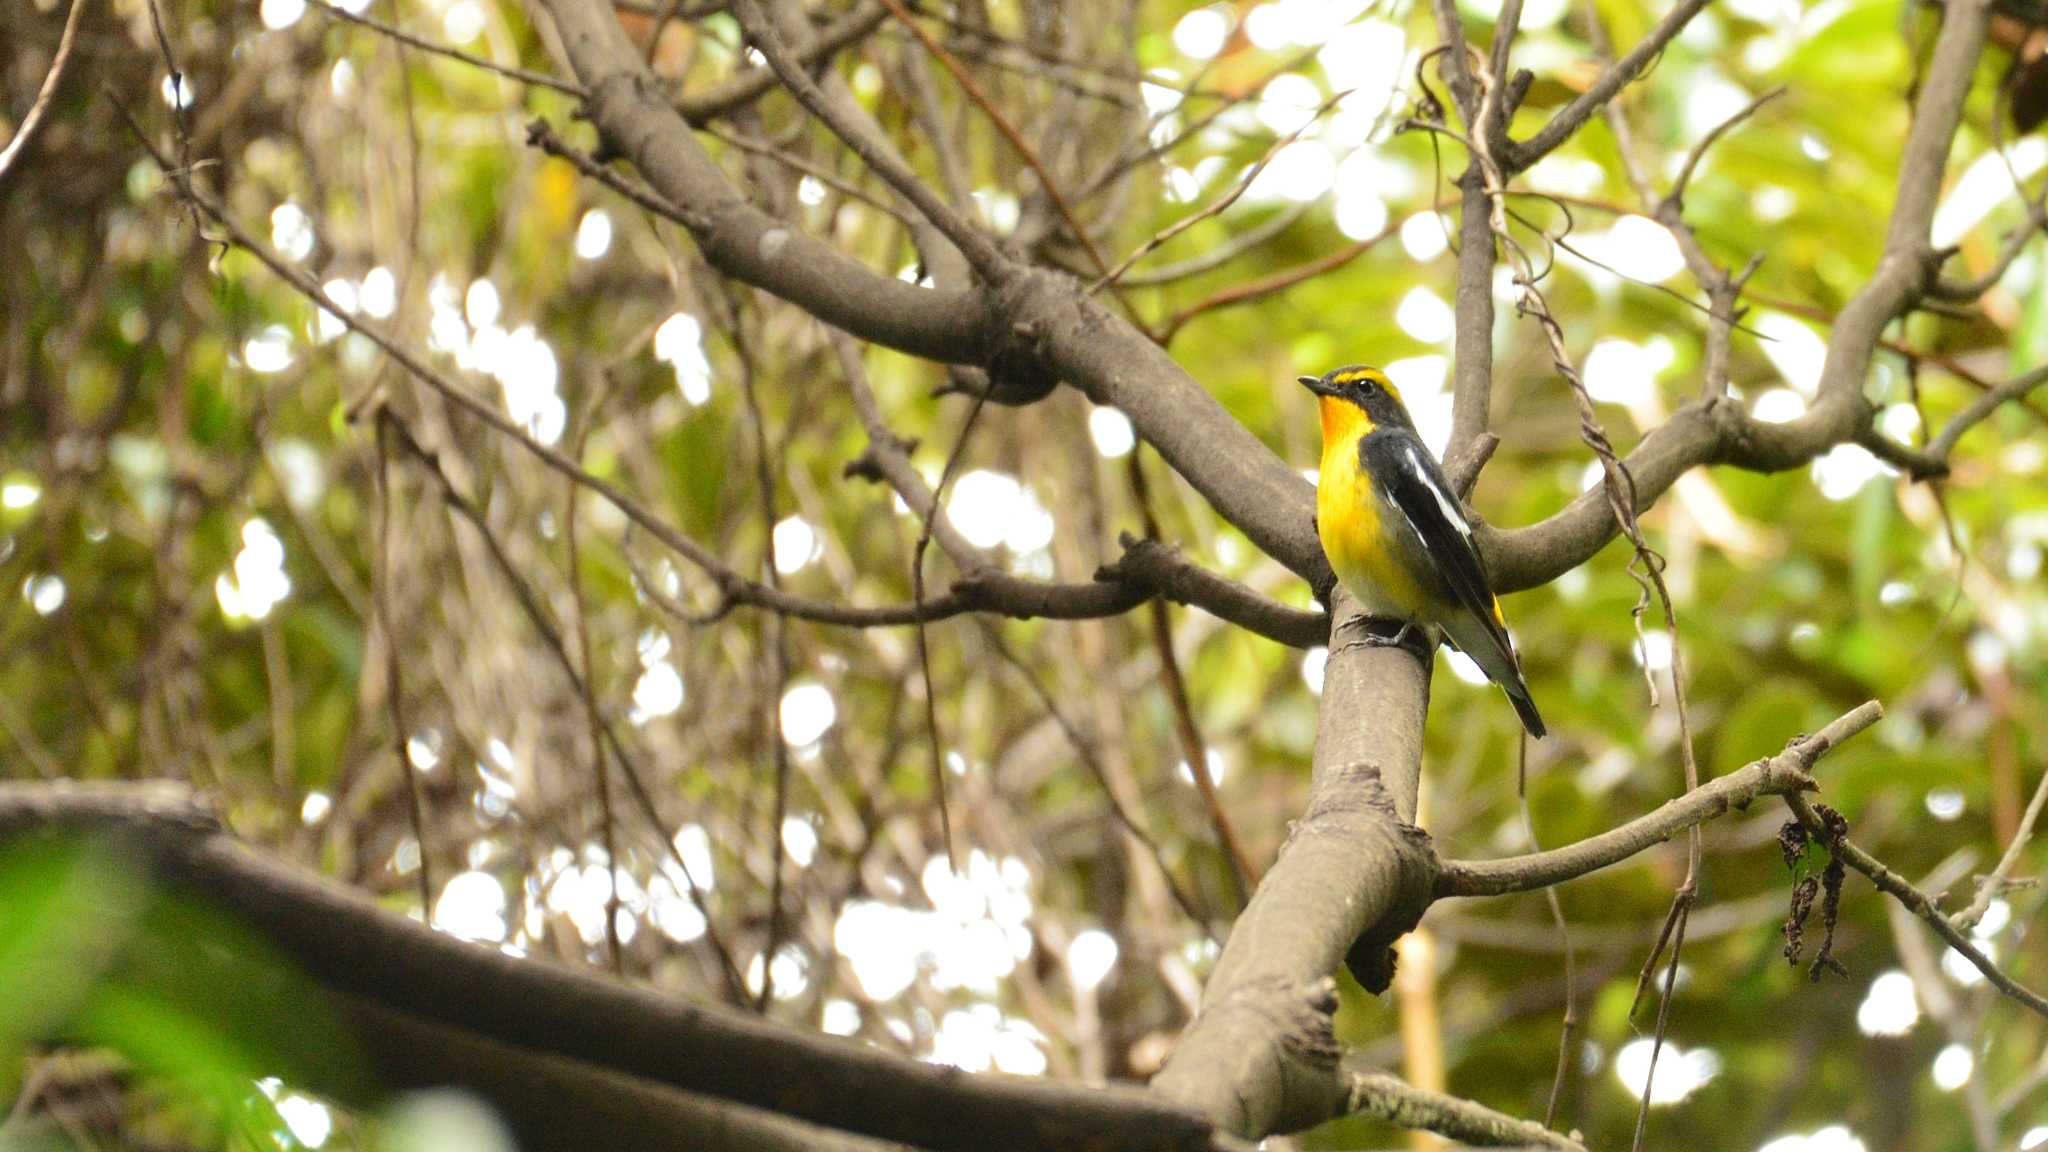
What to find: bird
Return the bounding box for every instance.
[1301,365,1546,738]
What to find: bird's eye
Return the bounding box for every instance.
[1358,379,1377,395]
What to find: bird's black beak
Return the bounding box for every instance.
[1298,374,1340,397]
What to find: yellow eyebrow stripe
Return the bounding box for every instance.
[1331,369,1379,384]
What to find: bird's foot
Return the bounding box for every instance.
[1333,616,1431,660]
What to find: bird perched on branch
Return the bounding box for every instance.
[1302,365,1546,738]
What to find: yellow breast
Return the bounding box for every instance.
[1316,399,1433,618]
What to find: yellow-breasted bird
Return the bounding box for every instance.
[1302,365,1546,738]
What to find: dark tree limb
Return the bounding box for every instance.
[546,0,991,362]
[334,996,928,1152]
[0,783,1220,1152]
[1102,537,1328,649]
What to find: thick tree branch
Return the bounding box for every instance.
[544,0,1332,586]
[0,783,1221,1152]
[1150,593,1438,1137]
[332,997,925,1152]
[543,0,990,362]
[1102,537,1327,649]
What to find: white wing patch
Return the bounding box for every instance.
[1404,444,1472,540]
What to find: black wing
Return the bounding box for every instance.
[1362,432,1507,645]
[1365,432,1546,736]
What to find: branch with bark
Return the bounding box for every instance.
[0,689,1953,1150]
[46,0,2048,1145]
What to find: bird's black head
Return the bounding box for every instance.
[1297,365,1413,432]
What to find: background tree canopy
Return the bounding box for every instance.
[1,0,2046,1148]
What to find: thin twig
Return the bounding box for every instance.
[1118,202,1313,288]
[1668,86,1787,205]
[978,624,1213,931]
[701,125,914,223]
[309,0,586,95]
[730,0,1007,273]
[0,0,91,194]
[910,389,990,871]
[871,0,1109,275]
[1517,738,1577,1131]
[373,417,435,919]
[380,414,751,1002]
[564,421,627,978]
[1127,452,1256,901]
[728,294,797,1010]
[1160,219,1400,342]
[1781,789,2048,1020]
[1953,762,2048,930]
[1091,90,1347,292]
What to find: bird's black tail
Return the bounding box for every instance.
[1441,614,1548,739]
[1506,683,1547,740]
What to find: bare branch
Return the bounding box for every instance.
[309,0,586,96]
[1343,1068,1584,1151]
[1102,537,1327,649]
[1437,702,1883,898]
[701,125,916,224]
[1160,220,1399,343]
[1667,86,1786,205]
[1092,90,1344,291]
[1924,361,2048,462]
[675,3,889,125]
[0,0,91,195]
[1129,453,1258,900]
[1780,788,2048,1020]
[1510,0,1714,167]
[1928,197,2047,301]
[1952,759,2048,931]
[369,419,435,921]
[872,0,1113,277]
[1120,202,1313,288]
[727,0,1007,274]
[542,0,991,361]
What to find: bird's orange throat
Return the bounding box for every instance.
[1317,395,1372,463]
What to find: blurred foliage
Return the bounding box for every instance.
[0,836,367,1149]
[2,0,2047,1148]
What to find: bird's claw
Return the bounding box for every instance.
[1333,616,1428,658]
